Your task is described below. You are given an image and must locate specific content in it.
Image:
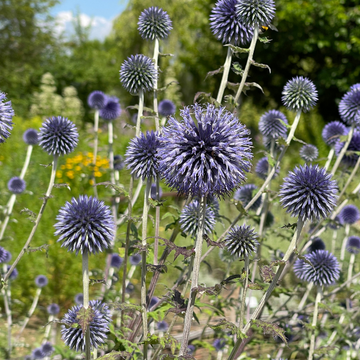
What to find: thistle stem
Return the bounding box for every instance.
[44,314,54,341]
[20,144,33,180]
[108,121,117,228]
[154,177,160,265]
[92,109,99,197]
[0,194,16,241]
[234,26,259,106]
[347,253,356,289]
[2,155,58,286]
[308,287,322,360]
[2,284,12,355]
[136,90,144,137]
[324,148,334,171]
[239,257,249,330]
[153,38,160,131]
[82,251,91,360]
[291,282,313,321]
[338,155,360,199]
[179,195,207,355]
[217,47,233,104]
[340,224,350,269]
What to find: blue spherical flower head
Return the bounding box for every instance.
[187,344,196,355]
[0,247,7,263]
[225,224,258,258]
[279,165,338,222]
[125,131,160,181]
[61,300,110,351]
[39,116,79,156]
[35,275,48,288]
[129,253,141,265]
[300,144,319,162]
[41,342,54,356]
[294,250,340,286]
[234,184,262,211]
[236,0,276,27]
[213,338,226,352]
[7,266,18,280]
[151,183,163,200]
[0,92,15,143]
[74,293,83,305]
[120,54,157,94]
[322,121,348,147]
[3,250,11,263]
[7,177,26,194]
[346,236,360,254]
[339,204,360,225]
[55,195,115,255]
[158,99,176,117]
[158,104,252,197]
[156,320,169,331]
[138,6,172,40]
[335,130,360,167]
[258,110,288,139]
[282,77,318,113]
[110,253,123,268]
[23,128,39,145]
[125,282,135,293]
[308,237,326,253]
[210,0,253,46]
[32,347,45,359]
[47,303,60,315]
[99,97,121,121]
[88,91,107,110]
[255,156,279,180]
[114,155,125,171]
[149,296,159,309]
[179,200,216,238]
[339,87,360,125]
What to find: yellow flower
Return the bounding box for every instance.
[66,171,75,179]
[75,166,82,171]
[56,170,63,178]
[66,163,73,169]
[94,171,102,178]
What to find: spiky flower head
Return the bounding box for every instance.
[225,224,258,258]
[322,121,348,147]
[263,135,285,152]
[179,200,216,238]
[347,236,360,254]
[339,87,360,125]
[158,99,176,117]
[99,97,121,121]
[129,253,141,265]
[138,6,172,40]
[88,91,107,110]
[149,296,159,309]
[157,321,169,331]
[234,184,262,211]
[213,338,226,351]
[7,177,26,194]
[74,293,83,305]
[235,0,276,27]
[210,0,253,46]
[39,116,78,156]
[126,282,135,293]
[308,237,326,253]
[23,128,39,145]
[0,247,7,263]
[41,342,54,356]
[114,155,125,171]
[7,266,18,280]
[0,91,14,143]
[125,131,160,181]
[258,110,288,139]
[187,345,196,355]
[3,250,11,263]
[300,144,319,162]
[151,183,163,200]
[294,250,340,286]
[35,275,48,288]
[255,156,279,180]
[279,165,338,222]
[335,130,360,167]
[120,54,157,94]
[47,303,60,315]
[158,104,252,197]
[338,204,360,225]
[32,348,45,359]
[110,253,123,268]
[281,77,318,112]
[55,195,115,255]
[61,300,110,351]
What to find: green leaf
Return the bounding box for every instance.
[248,282,264,290]
[231,62,244,76]
[314,346,337,355]
[205,66,224,80]
[157,80,179,92]
[259,265,276,283]
[208,318,238,335]
[244,82,264,93]
[267,154,275,167]
[318,302,332,315]
[230,199,247,216]
[76,306,95,334]
[224,44,250,54]
[251,319,287,345]
[97,351,127,360]
[159,52,174,57]
[258,36,272,43]
[250,60,271,73]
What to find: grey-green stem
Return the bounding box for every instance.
[324,148,334,171]
[82,251,91,360]
[239,257,249,330]
[338,154,360,199]
[153,38,160,131]
[92,109,99,197]
[308,287,322,360]
[136,90,144,137]
[216,47,233,104]
[20,144,33,179]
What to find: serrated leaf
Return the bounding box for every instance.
[54,183,71,190]
[276,137,288,147]
[248,282,264,290]
[159,52,174,57]
[230,199,247,215]
[251,319,287,345]
[232,62,244,76]
[250,60,271,73]
[314,346,337,355]
[97,351,127,360]
[294,250,314,268]
[267,154,275,167]
[76,306,95,334]
[209,318,238,335]
[224,44,250,54]
[148,198,165,208]
[157,80,178,92]
[127,105,156,115]
[205,66,224,80]
[244,82,264,93]
[260,265,276,283]
[258,36,272,43]
[25,244,50,258]
[193,92,219,106]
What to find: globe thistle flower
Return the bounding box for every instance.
[35,275,48,288]
[322,121,348,147]
[0,247,7,263]
[23,128,39,145]
[90,300,111,322]
[125,282,135,294]
[138,6,172,40]
[2,250,11,263]
[41,342,54,356]
[235,0,276,27]
[179,200,216,238]
[210,0,253,46]
[346,236,360,254]
[225,224,258,258]
[7,176,26,194]
[31,347,45,359]
[294,250,340,286]
[7,266,18,280]
[110,253,123,268]
[114,155,125,171]
[187,345,196,355]
[99,97,121,121]
[125,131,160,181]
[74,293,83,305]
[281,77,318,113]
[300,144,319,162]
[129,253,141,265]
[258,110,288,140]
[47,303,60,315]
[120,54,157,94]
[158,104,252,197]
[158,99,176,117]
[308,237,326,253]
[255,157,279,180]
[338,204,360,225]
[39,116,79,156]
[263,135,285,152]
[55,195,115,255]
[339,87,360,125]
[206,195,220,217]
[61,300,110,351]
[88,91,107,110]
[213,338,226,351]
[335,130,360,167]
[149,296,159,309]
[328,215,344,230]
[151,183,163,200]
[279,165,338,222]
[0,91,15,143]
[156,321,169,331]
[233,184,262,211]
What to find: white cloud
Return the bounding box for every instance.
[55,11,113,41]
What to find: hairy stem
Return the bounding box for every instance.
[153,38,160,131]
[239,257,249,330]
[338,155,360,199]
[216,47,233,104]
[92,109,99,197]
[0,194,16,241]
[308,287,322,360]
[20,144,33,180]
[136,90,144,137]
[324,148,334,171]
[347,253,355,289]
[82,251,91,360]
[154,176,160,265]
